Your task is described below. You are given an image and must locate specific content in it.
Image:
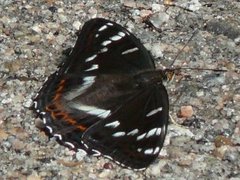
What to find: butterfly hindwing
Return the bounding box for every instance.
[82,84,169,170]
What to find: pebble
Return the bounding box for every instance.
[149,12,170,29]
[139,9,152,18]
[103,162,114,170]
[32,24,42,33]
[151,4,165,12]
[214,135,233,147]
[212,145,229,159]
[11,139,26,151]
[178,105,194,118]
[98,169,111,178]
[26,174,41,180]
[75,149,87,161]
[0,129,9,142]
[122,0,137,8]
[73,21,82,30]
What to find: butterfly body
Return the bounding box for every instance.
[33,18,170,170]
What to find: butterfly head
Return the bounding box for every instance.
[162,68,176,83]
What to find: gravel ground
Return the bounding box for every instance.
[0,0,240,179]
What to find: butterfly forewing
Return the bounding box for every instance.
[33,18,169,169]
[66,18,155,75]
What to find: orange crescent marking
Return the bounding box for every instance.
[45,79,88,132]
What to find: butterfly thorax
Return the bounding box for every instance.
[134,69,175,88]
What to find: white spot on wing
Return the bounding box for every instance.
[65,142,75,149]
[105,121,120,128]
[100,47,108,53]
[83,76,95,83]
[33,101,37,109]
[85,54,97,62]
[98,25,107,31]
[146,128,158,138]
[112,131,126,137]
[54,134,62,140]
[83,143,88,149]
[144,148,153,155]
[40,112,46,115]
[137,148,142,152]
[43,117,46,124]
[85,64,98,71]
[118,32,126,37]
[110,35,122,41]
[156,128,162,135]
[72,104,111,118]
[81,141,89,149]
[102,40,112,46]
[34,93,39,99]
[104,155,113,160]
[107,22,113,26]
[64,76,96,100]
[153,147,160,155]
[121,47,138,55]
[46,126,53,133]
[127,129,139,136]
[136,133,146,141]
[92,149,101,156]
[146,107,163,117]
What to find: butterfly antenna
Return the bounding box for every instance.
[169,29,199,68]
[164,0,194,12]
[176,67,227,72]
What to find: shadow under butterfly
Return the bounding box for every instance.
[32,18,175,170]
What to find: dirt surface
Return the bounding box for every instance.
[0,0,239,179]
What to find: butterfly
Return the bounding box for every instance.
[32,18,174,170]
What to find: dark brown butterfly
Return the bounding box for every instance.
[33,18,174,170]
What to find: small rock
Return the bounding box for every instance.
[58,14,68,23]
[0,129,9,142]
[56,34,67,45]
[27,174,41,180]
[122,0,137,8]
[149,12,170,29]
[11,139,26,151]
[73,21,81,30]
[103,162,114,170]
[57,159,81,167]
[151,42,164,58]
[75,149,87,161]
[212,145,229,159]
[32,24,42,33]
[147,160,167,176]
[98,169,111,178]
[151,4,164,12]
[214,135,233,147]
[9,127,29,140]
[177,153,196,166]
[88,7,98,17]
[139,9,152,18]
[178,105,194,118]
